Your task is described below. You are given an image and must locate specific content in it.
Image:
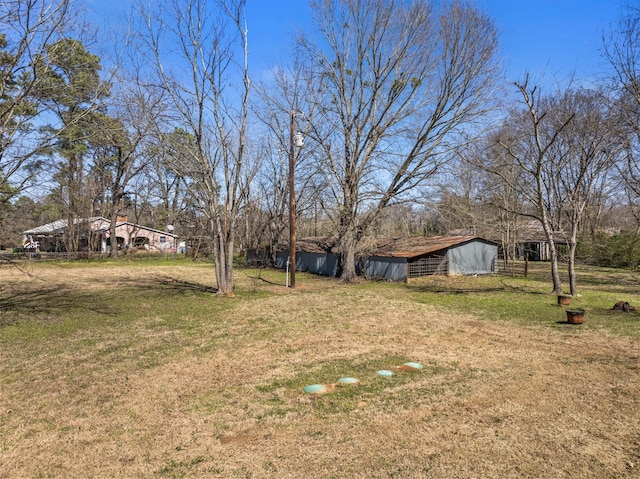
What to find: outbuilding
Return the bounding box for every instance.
[274,237,339,277]
[363,235,499,282]
[275,235,498,282]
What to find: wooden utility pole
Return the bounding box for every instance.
[289,110,296,288]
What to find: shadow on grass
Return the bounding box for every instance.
[142,277,218,294]
[405,280,546,296]
[0,276,218,328]
[0,285,70,314]
[244,273,282,286]
[0,285,118,326]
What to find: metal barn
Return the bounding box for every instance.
[275,237,339,277]
[276,235,498,282]
[363,236,499,282]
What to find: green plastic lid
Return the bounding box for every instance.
[303,384,327,394]
[337,377,359,384]
[402,362,424,370]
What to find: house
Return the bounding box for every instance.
[22,216,177,254]
[515,220,567,261]
[276,235,499,282]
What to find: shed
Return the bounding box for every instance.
[275,237,339,277]
[276,235,498,283]
[363,235,499,282]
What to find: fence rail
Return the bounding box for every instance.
[408,255,449,278]
[496,260,527,277]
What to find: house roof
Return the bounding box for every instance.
[23,217,177,237]
[514,220,568,244]
[23,217,105,235]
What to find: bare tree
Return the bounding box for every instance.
[254,59,325,266]
[91,82,167,257]
[604,6,640,224]
[463,135,527,267]
[0,0,74,211]
[490,77,574,294]
[490,79,618,295]
[298,0,499,281]
[139,0,252,294]
[547,89,620,294]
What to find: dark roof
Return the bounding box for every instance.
[291,237,338,254]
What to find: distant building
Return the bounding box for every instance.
[276,235,499,282]
[514,220,567,261]
[22,216,177,254]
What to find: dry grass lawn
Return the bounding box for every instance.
[0,260,639,478]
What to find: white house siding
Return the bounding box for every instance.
[447,241,498,275]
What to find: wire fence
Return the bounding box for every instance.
[408,255,449,278]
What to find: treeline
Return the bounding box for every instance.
[2,0,640,294]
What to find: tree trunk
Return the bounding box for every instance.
[549,245,563,295]
[212,212,235,296]
[338,226,359,282]
[567,242,577,296]
[567,226,579,296]
[540,214,563,295]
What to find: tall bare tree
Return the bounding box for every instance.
[604,6,640,227]
[254,59,325,266]
[0,0,74,211]
[491,77,575,294]
[299,0,499,281]
[490,81,618,295]
[547,89,619,294]
[139,0,252,294]
[91,82,167,257]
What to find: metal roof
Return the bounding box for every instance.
[292,237,338,254]
[367,235,492,258]
[23,217,105,235]
[23,217,177,237]
[282,235,496,258]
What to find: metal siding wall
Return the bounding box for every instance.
[364,256,408,282]
[297,252,339,276]
[448,241,498,275]
[276,251,339,277]
[275,251,287,270]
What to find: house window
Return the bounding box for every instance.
[133,237,149,248]
[159,236,166,243]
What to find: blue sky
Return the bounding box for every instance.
[244,0,625,87]
[89,0,626,87]
[476,0,624,85]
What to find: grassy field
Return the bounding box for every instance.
[1,258,639,478]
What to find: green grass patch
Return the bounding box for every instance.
[403,263,640,336]
[255,355,451,417]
